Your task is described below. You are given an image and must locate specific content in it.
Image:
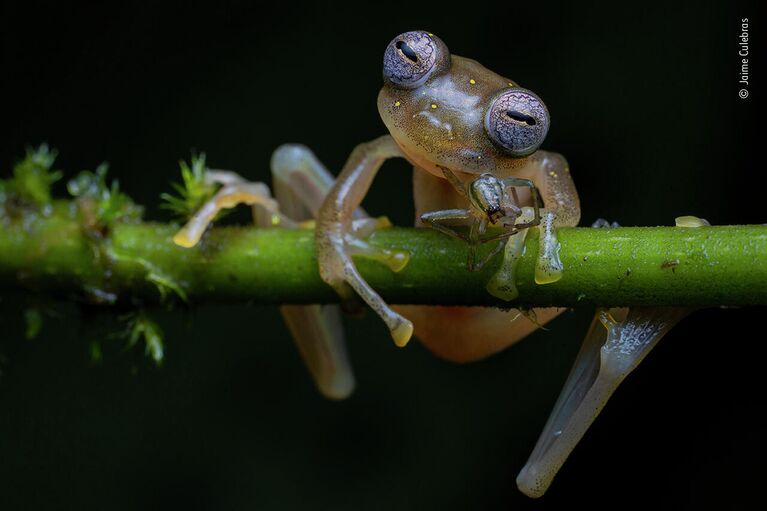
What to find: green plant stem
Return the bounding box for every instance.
[1,206,765,307]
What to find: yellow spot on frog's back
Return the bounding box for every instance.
[394,101,401,107]
[427,33,433,36]
[469,79,476,84]
[431,103,438,109]
[549,171,558,177]
[508,82,515,87]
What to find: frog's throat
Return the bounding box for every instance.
[394,138,473,181]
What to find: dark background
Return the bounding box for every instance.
[0,0,762,509]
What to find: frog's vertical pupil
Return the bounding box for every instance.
[395,40,419,63]
[506,110,537,126]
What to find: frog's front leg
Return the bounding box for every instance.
[485,152,578,300]
[527,151,581,284]
[315,135,414,347]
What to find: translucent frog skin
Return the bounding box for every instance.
[313,31,581,361]
[173,31,691,499]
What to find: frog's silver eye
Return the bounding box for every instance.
[383,31,449,88]
[485,89,550,157]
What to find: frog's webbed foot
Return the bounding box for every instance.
[516,307,690,498]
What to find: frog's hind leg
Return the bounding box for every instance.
[516,306,690,498]
[173,171,289,248]
[271,144,361,399]
[172,150,356,399]
[279,303,352,400]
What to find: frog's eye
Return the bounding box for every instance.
[383,31,449,88]
[485,89,550,156]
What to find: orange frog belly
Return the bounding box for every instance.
[393,305,563,363]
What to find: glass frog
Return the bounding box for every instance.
[172,31,690,498]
